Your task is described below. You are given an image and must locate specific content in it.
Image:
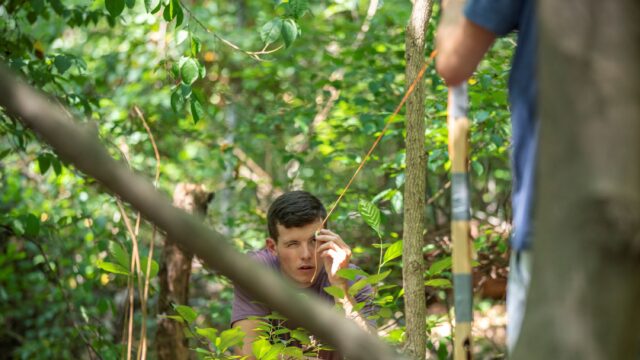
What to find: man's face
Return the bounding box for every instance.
[266,219,323,288]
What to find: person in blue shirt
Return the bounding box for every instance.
[435,0,537,352]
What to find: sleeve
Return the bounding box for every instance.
[230,284,270,326]
[230,250,273,326]
[354,282,377,321]
[464,0,523,36]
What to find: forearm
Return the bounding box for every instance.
[335,284,374,334]
[233,320,258,359]
[436,0,467,52]
[436,0,496,86]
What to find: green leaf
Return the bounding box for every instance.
[290,329,311,345]
[54,55,72,74]
[24,213,39,237]
[170,89,184,113]
[105,0,125,17]
[140,257,159,279]
[194,348,212,356]
[164,0,184,26]
[382,240,402,265]
[0,149,12,161]
[281,19,297,48]
[260,19,283,46]
[171,62,180,79]
[336,268,368,281]
[219,327,245,352]
[198,61,206,79]
[180,58,199,85]
[97,260,130,275]
[378,306,393,319]
[191,98,204,124]
[125,0,135,9]
[252,338,271,359]
[144,0,158,12]
[425,278,452,288]
[195,327,218,343]
[37,154,51,174]
[366,270,391,285]
[162,3,172,21]
[286,0,309,19]
[358,199,382,237]
[50,0,65,16]
[263,343,285,360]
[174,304,198,323]
[191,36,201,57]
[180,84,192,98]
[150,0,162,13]
[52,158,62,176]
[169,0,180,19]
[31,0,45,13]
[174,4,184,27]
[391,191,403,214]
[108,242,129,270]
[281,347,303,359]
[472,161,484,175]
[323,285,345,299]
[348,278,368,296]
[11,219,25,236]
[161,314,184,323]
[428,257,452,276]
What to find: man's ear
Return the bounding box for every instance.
[265,238,277,255]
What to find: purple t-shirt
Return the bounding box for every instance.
[231,249,376,359]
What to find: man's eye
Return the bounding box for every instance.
[287,242,298,247]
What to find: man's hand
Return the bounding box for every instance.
[314,229,351,288]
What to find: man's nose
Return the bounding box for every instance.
[300,242,313,259]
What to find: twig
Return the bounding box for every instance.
[427,181,451,205]
[117,199,145,360]
[179,0,282,61]
[132,106,162,360]
[352,0,379,49]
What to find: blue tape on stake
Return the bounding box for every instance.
[450,84,469,119]
[453,273,473,322]
[451,173,470,220]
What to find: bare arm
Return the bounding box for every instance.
[334,285,375,334]
[233,319,259,359]
[435,0,496,86]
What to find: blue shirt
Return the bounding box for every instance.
[465,0,537,250]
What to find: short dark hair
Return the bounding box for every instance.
[267,191,327,241]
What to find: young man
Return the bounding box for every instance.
[435,0,537,353]
[231,191,375,359]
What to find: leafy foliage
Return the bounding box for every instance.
[0,0,514,358]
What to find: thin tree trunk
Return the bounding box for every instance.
[513,0,640,358]
[0,65,401,360]
[403,1,434,359]
[156,184,213,360]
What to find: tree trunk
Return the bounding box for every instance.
[403,1,434,359]
[513,0,640,358]
[156,184,213,360]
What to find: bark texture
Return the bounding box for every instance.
[513,0,640,358]
[403,1,434,359]
[0,65,401,360]
[156,184,212,360]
